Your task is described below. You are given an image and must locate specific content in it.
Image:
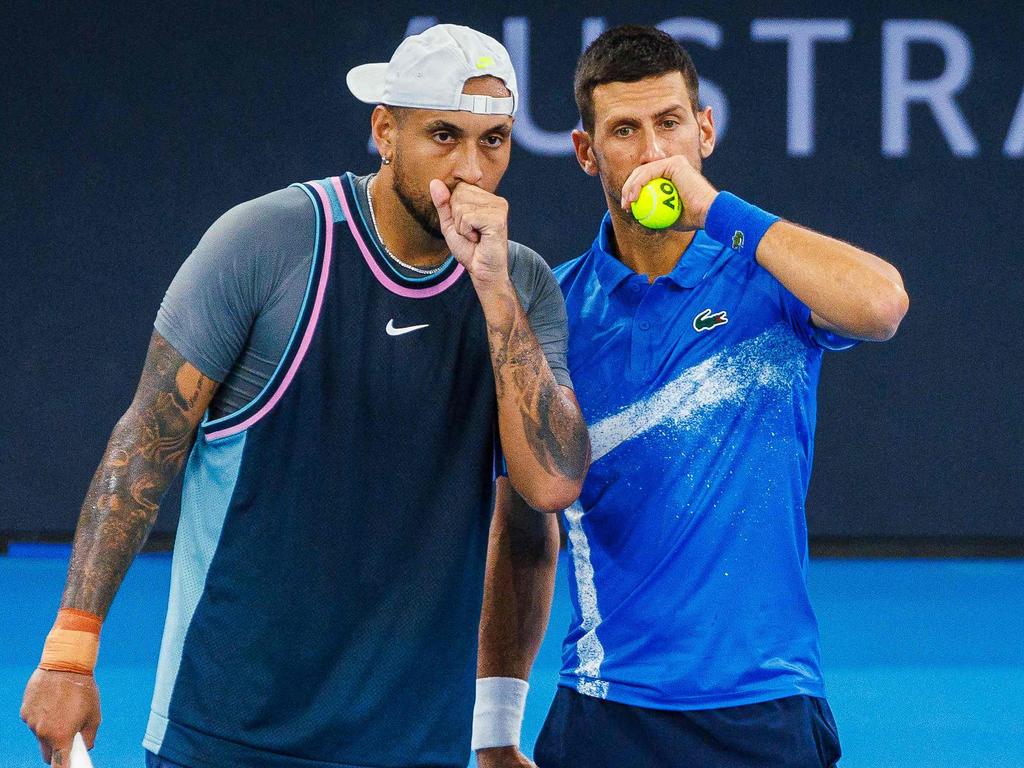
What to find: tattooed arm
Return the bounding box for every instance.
[65,331,217,615]
[481,282,589,512]
[430,181,590,513]
[21,330,218,765]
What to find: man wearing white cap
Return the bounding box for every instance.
[21,23,588,768]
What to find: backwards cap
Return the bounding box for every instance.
[346,24,518,116]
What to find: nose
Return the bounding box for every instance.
[452,143,484,186]
[638,127,667,165]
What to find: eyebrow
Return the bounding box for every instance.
[654,104,689,118]
[486,123,513,136]
[606,103,690,126]
[423,119,512,137]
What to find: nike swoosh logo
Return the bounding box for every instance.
[386,319,430,336]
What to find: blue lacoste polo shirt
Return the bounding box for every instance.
[553,212,855,710]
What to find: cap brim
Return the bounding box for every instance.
[346,62,389,104]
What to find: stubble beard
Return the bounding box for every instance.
[391,161,445,241]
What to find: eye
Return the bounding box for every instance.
[614,126,634,138]
[482,134,505,148]
[662,119,679,129]
[433,131,455,144]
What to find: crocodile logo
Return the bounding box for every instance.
[693,308,729,332]
[731,230,745,250]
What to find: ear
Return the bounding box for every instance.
[572,129,599,176]
[697,105,716,160]
[370,105,398,160]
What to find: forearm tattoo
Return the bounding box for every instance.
[62,332,214,616]
[486,294,590,482]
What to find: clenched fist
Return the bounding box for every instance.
[21,668,100,766]
[429,179,510,290]
[620,155,719,231]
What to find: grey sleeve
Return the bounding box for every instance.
[508,242,574,390]
[154,186,314,383]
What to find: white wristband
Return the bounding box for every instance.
[471,676,529,751]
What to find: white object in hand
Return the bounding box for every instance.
[70,733,94,768]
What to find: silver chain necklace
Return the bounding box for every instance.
[366,176,447,276]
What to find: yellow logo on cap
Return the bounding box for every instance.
[476,56,494,69]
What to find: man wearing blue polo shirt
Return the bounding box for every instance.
[472,25,908,768]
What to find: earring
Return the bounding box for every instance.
[382,156,392,165]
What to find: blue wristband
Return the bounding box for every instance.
[704,192,779,258]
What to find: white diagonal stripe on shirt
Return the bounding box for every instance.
[589,326,802,463]
[564,326,802,697]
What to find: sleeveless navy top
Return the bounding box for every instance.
[145,174,498,768]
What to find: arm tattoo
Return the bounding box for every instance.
[62,332,216,617]
[486,293,590,481]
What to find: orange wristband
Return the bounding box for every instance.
[39,608,102,675]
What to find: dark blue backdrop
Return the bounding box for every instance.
[3,2,1022,538]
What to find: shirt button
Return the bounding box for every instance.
[639,320,651,331]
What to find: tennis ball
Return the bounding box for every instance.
[630,177,682,229]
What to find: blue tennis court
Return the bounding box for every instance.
[3,548,1021,767]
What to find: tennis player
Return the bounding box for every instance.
[21,24,589,768]
[472,25,908,768]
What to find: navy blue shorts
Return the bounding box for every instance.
[534,687,841,768]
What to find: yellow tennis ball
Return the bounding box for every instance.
[630,177,682,229]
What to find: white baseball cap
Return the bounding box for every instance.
[346,24,518,116]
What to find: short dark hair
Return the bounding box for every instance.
[574,25,700,133]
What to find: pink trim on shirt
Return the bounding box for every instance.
[330,175,465,299]
[205,181,335,441]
